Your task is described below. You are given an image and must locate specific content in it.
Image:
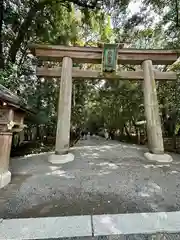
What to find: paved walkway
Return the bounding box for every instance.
[1,136,180,219]
[1,212,180,239]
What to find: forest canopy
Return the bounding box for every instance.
[0,0,180,141]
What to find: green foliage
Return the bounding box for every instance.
[1,0,180,141]
[0,63,19,90]
[86,79,144,135]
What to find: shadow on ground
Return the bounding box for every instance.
[1,136,180,218]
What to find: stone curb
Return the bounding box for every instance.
[1,212,180,239]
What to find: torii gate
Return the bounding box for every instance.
[30,44,179,163]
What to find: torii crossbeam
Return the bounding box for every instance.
[37,67,177,81]
[30,44,179,65]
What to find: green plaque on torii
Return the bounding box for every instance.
[102,43,119,73]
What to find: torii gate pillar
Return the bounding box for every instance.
[49,57,74,164]
[142,60,172,162]
[142,60,164,154]
[55,57,72,154]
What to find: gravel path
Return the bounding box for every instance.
[1,136,180,219]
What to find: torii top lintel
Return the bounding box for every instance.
[29,44,180,65]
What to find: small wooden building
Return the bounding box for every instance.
[0,84,33,188]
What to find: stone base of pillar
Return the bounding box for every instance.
[48,153,74,165]
[0,171,11,189]
[144,152,173,163]
[55,149,68,155]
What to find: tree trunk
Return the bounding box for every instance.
[8,1,48,63]
[0,0,4,69]
[120,126,124,137]
[7,0,98,64]
[132,118,139,144]
[36,124,40,140]
[124,124,131,139]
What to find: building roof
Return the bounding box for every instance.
[0,84,34,114]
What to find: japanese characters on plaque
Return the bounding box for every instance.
[102,43,118,73]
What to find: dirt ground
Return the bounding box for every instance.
[1,136,180,219]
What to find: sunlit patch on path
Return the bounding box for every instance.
[0,136,180,219]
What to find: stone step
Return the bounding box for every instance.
[1,212,180,239]
[34,234,180,240]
